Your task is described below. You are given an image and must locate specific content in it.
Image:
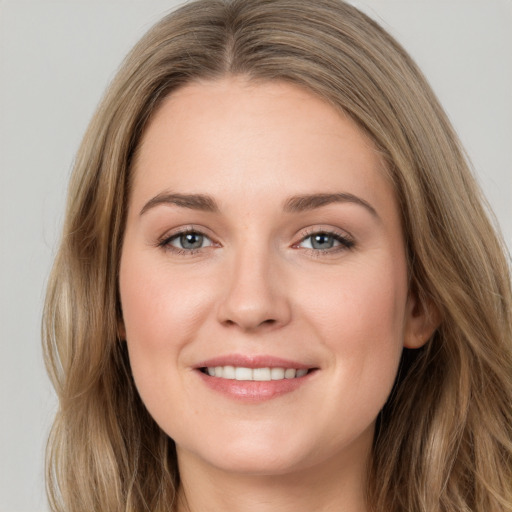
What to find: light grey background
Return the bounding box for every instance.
[1,1,510,510]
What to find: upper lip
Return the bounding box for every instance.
[194,354,314,370]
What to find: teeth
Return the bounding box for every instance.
[204,366,309,381]
[223,366,235,379]
[271,367,284,380]
[235,367,252,380]
[253,367,271,381]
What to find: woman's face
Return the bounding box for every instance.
[119,77,426,477]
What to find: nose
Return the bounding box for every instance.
[216,246,292,332]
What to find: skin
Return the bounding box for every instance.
[119,76,434,512]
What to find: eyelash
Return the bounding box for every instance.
[294,228,355,255]
[157,227,355,256]
[157,227,215,255]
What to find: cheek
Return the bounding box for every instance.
[299,256,408,388]
[306,257,405,326]
[295,258,408,448]
[120,253,212,348]
[119,251,218,429]
[118,250,215,399]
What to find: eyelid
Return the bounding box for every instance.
[156,225,219,253]
[293,226,355,253]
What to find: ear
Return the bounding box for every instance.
[403,289,441,349]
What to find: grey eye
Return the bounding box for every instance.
[301,233,339,250]
[169,232,212,250]
[311,233,336,249]
[298,231,354,251]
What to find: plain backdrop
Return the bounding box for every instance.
[0,1,511,510]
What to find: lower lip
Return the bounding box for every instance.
[196,370,314,402]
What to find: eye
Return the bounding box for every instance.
[298,231,354,251]
[159,230,213,252]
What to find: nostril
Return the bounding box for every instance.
[223,317,277,329]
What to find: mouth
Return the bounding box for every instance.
[199,366,311,381]
[194,355,318,401]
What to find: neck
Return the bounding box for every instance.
[176,445,370,512]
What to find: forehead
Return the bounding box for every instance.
[130,77,395,217]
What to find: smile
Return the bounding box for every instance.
[195,356,317,400]
[201,366,309,381]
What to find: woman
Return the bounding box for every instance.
[43,0,512,511]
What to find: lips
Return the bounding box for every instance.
[194,355,317,401]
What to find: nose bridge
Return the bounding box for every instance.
[217,235,291,331]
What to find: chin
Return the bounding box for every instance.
[176,429,338,478]
[197,452,309,477]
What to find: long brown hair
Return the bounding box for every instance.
[43,1,512,510]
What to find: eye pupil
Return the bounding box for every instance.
[311,233,334,249]
[181,232,203,249]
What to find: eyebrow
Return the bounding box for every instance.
[140,192,219,215]
[139,191,378,218]
[283,193,378,218]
